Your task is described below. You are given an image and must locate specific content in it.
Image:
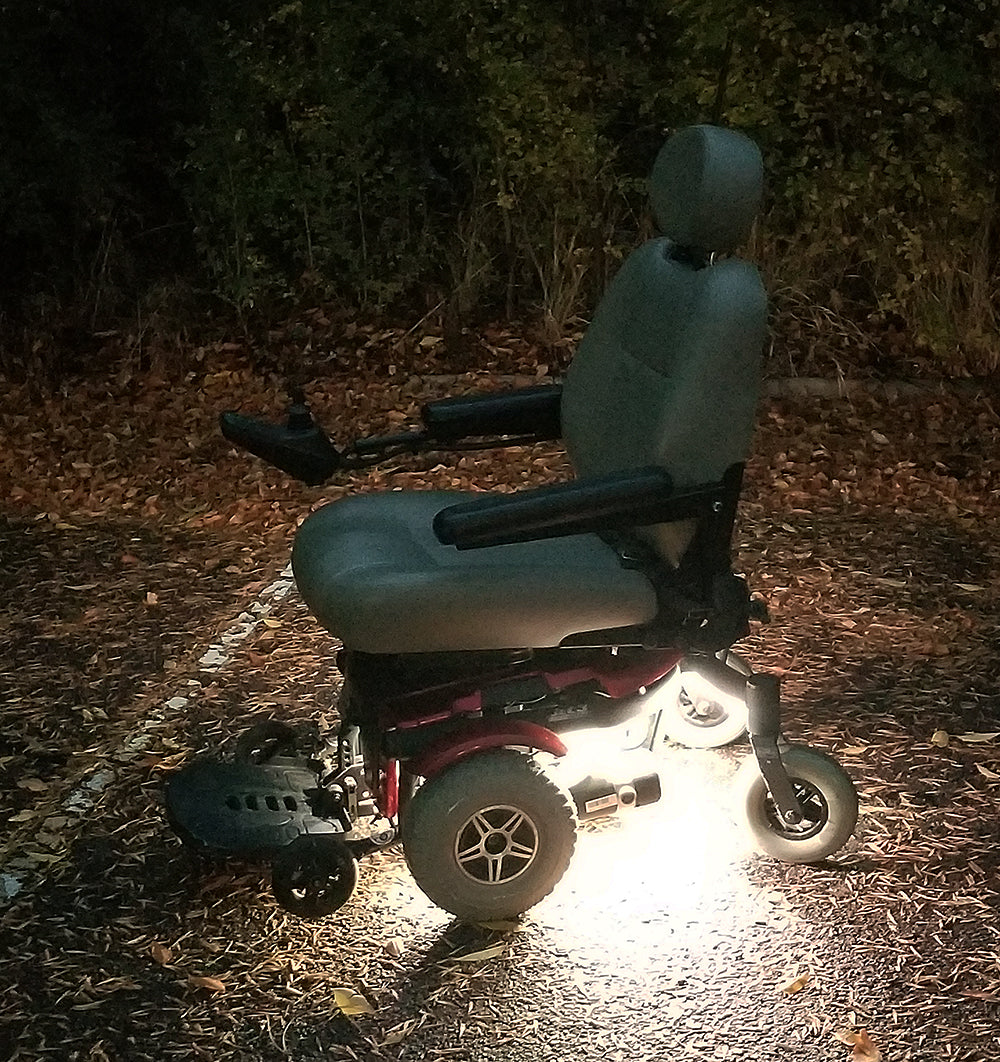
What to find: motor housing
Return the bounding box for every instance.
[569,770,662,821]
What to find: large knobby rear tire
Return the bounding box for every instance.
[735,744,858,863]
[402,750,577,922]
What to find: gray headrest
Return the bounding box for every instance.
[649,125,763,257]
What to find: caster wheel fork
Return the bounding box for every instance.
[738,674,858,863]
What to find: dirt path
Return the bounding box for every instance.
[2,374,1000,1062]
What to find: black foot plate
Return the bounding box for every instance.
[166,758,339,858]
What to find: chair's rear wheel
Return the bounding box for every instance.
[402,750,577,922]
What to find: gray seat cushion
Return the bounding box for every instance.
[291,491,658,653]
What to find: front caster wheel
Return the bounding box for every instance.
[401,750,577,922]
[658,670,749,749]
[271,835,358,918]
[734,745,858,863]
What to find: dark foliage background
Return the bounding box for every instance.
[1,0,996,379]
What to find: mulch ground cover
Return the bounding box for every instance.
[2,329,1000,1062]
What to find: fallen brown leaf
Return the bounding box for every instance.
[780,972,811,995]
[834,1028,881,1062]
[476,919,524,932]
[17,778,48,792]
[187,975,226,993]
[450,943,508,963]
[149,943,173,966]
[383,937,405,958]
[331,987,375,1016]
[380,1019,417,1046]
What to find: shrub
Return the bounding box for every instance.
[1,0,996,377]
[703,1,999,373]
[182,0,999,371]
[0,2,225,376]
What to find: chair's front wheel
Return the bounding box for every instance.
[657,671,750,749]
[734,744,858,863]
[401,750,577,922]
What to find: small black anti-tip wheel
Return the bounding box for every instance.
[235,719,300,764]
[271,835,358,918]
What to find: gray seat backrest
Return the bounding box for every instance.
[560,125,768,565]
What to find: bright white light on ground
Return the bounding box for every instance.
[555,744,753,915]
[368,741,763,957]
[557,720,658,790]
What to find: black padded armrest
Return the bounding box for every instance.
[422,385,562,442]
[434,467,726,549]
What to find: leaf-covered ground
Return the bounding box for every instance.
[2,334,1000,1062]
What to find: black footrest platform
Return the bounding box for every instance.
[166,758,341,858]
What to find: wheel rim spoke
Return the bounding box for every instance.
[498,810,524,834]
[507,839,535,861]
[471,812,495,839]
[486,854,506,883]
[457,840,486,865]
[765,779,828,839]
